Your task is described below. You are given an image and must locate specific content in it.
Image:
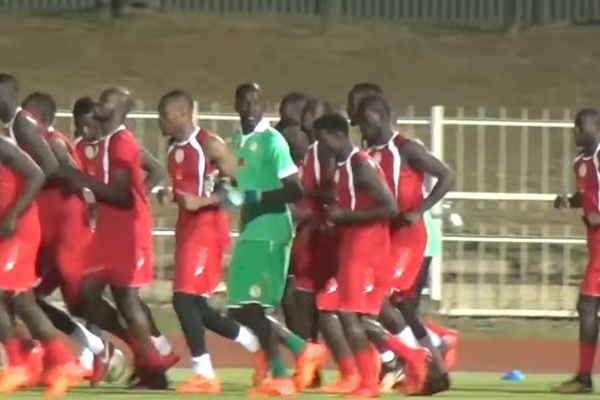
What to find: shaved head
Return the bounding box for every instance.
[0,73,19,123]
[95,86,134,127]
[158,90,196,141]
[301,98,335,142]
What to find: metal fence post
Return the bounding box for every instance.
[430,106,444,303]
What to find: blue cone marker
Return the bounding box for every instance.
[502,369,525,381]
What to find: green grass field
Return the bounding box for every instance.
[0,369,589,399]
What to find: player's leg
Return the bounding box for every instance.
[172,292,220,393]
[13,290,84,397]
[139,300,179,366]
[337,311,379,396]
[318,310,360,393]
[413,256,432,311]
[281,275,299,334]
[554,293,600,393]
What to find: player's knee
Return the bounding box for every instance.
[13,291,36,316]
[577,295,599,318]
[113,288,141,318]
[172,292,196,317]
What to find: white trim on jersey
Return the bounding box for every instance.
[101,124,126,185]
[73,136,83,145]
[312,142,321,186]
[188,132,206,197]
[6,107,23,144]
[339,148,359,210]
[592,145,600,212]
[388,138,401,200]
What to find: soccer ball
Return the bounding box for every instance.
[105,348,129,383]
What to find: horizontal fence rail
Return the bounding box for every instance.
[56,105,586,318]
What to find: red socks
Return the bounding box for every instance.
[354,349,377,387]
[123,331,162,369]
[42,337,73,367]
[384,334,419,361]
[426,319,454,337]
[336,354,358,378]
[4,338,25,367]
[579,342,597,375]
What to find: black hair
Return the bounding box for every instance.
[72,96,95,118]
[235,83,261,99]
[357,94,392,121]
[303,98,334,116]
[349,82,383,96]
[313,113,349,137]
[158,90,194,111]
[575,108,600,130]
[22,92,56,125]
[0,73,18,93]
[280,92,309,109]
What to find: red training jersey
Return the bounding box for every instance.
[574,145,600,214]
[83,125,152,247]
[167,127,230,245]
[366,133,424,213]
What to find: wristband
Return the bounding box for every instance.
[220,187,245,209]
[244,190,262,205]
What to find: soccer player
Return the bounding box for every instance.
[157,90,261,393]
[313,113,402,397]
[357,94,453,394]
[21,92,110,384]
[66,87,170,386]
[275,92,310,340]
[0,73,84,397]
[227,83,326,396]
[553,109,600,394]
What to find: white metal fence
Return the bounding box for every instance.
[55,104,584,317]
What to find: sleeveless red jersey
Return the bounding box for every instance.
[334,149,387,212]
[167,127,229,245]
[574,146,600,214]
[367,133,425,213]
[84,125,152,246]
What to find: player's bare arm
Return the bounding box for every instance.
[205,134,236,179]
[403,140,454,212]
[171,135,232,211]
[0,138,44,235]
[283,125,310,164]
[48,136,81,191]
[69,166,133,209]
[260,173,303,206]
[13,116,59,177]
[140,147,165,194]
[327,158,397,224]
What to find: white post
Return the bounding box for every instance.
[430,106,445,302]
[193,101,200,123]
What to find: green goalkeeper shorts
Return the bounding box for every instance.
[227,240,290,308]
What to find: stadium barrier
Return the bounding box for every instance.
[55,105,583,318]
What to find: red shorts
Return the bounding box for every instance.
[389,221,426,297]
[173,230,227,295]
[293,224,337,292]
[582,227,600,296]
[36,195,92,306]
[316,226,389,315]
[85,230,153,288]
[0,205,41,292]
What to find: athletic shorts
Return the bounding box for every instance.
[227,240,290,308]
[582,226,600,296]
[0,205,41,292]
[389,221,427,299]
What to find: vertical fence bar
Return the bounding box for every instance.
[519,108,529,211]
[430,106,444,302]
[498,107,507,210]
[476,106,486,210]
[541,109,550,209]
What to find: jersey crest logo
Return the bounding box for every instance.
[249,285,262,298]
[371,152,382,165]
[248,141,258,152]
[238,157,246,167]
[334,170,340,183]
[84,145,97,159]
[579,163,587,178]
[174,148,185,164]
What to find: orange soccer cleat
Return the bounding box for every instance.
[295,343,327,390]
[345,384,380,398]
[0,366,32,394]
[176,374,221,394]
[248,377,297,397]
[322,374,361,394]
[44,361,85,398]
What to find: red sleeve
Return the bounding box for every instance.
[109,132,139,171]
